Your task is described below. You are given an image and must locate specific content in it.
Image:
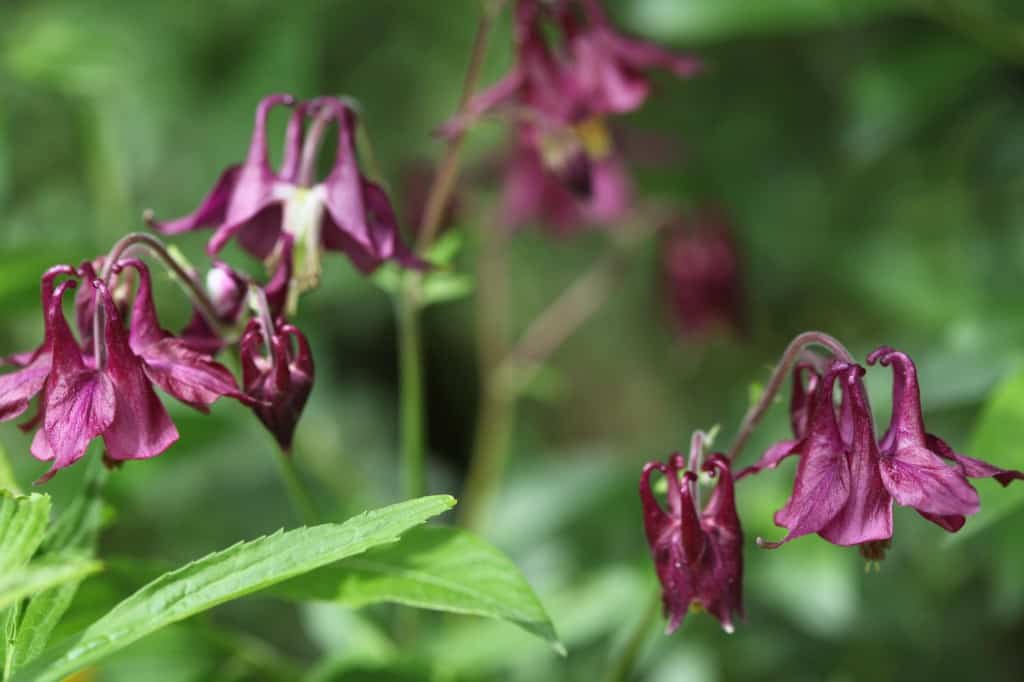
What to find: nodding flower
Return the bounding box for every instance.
[0,261,251,482]
[742,348,1023,561]
[661,209,743,339]
[146,94,422,288]
[442,0,699,231]
[240,316,314,452]
[639,432,743,634]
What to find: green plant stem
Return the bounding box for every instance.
[274,451,319,526]
[603,590,661,682]
[460,239,629,530]
[724,330,854,463]
[394,0,508,503]
[396,283,426,501]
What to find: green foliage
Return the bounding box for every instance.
[951,367,1024,541]
[273,525,563,651]
[0,561,103,612]
[0,492,50,573]
[11,495,455,682]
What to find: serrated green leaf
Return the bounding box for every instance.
[11,495,455,682]
[0,492,50,573]
[12,459,108,668]
[273,525,563,652]
[948,369,1024,542]
[0,560,103,612]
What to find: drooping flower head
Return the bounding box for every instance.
[639,432,743,634]
[0,260,251,481]
[147,94,420,287]
[444,0,699,230]
[240,315,314,452]
[661,208,743,339]
[742,347,1023,560]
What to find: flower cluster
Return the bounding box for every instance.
[640,341,1023,633]
[444,0,699,231]
[1,92,421,481]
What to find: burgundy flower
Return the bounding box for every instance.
[868,347,1023,532]
[661,209,743,338]
[745,348,1023,556]
[639,434,743,634]
[443,0,698,230]
[1,261,254,481]
[147,94,419,281]
[29,277,178,482]
[240,316,314,451]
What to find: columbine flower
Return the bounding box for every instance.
[745,348,1023,558]
[1,262,251,481]
[147,94,419,286]
[443,0,698,230]
[661,209,743,338]
[639,433,743,634]
[240,316,314,451]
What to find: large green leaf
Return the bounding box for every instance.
[273,525,563,652]
[0,561,103,612]
[0,492,50,573]
[11,495,456,682]
[949,369,1024,542]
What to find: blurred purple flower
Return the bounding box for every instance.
[661,209,743,338]
[743,349,1023,558]
[240,316,314,452]
[640,434,743,634]
[443,0,698,230]
[147,94,419,283]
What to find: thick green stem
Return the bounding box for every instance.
[602,590,662,682]
[396,283,426,501]
[273,451,319,526]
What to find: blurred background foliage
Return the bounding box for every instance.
[2,0,1024,680]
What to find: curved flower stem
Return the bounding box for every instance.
[99,232,225,335]
[602,589,661,682]
[273,446,319,526]
[725,331,855,463]
[416,0,509,252]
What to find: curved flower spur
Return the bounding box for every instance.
[742,345,1023,562]
[146,94,422,286]
[639,431,744,634]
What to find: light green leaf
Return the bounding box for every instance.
[948,369,1024,542]
[12,495,456,682]
[0,560,103,612]
[0,492,50,573]
[424,229,464,267]
[420,271,474,305]
[273,525,563,652]
[12,459,108,668]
